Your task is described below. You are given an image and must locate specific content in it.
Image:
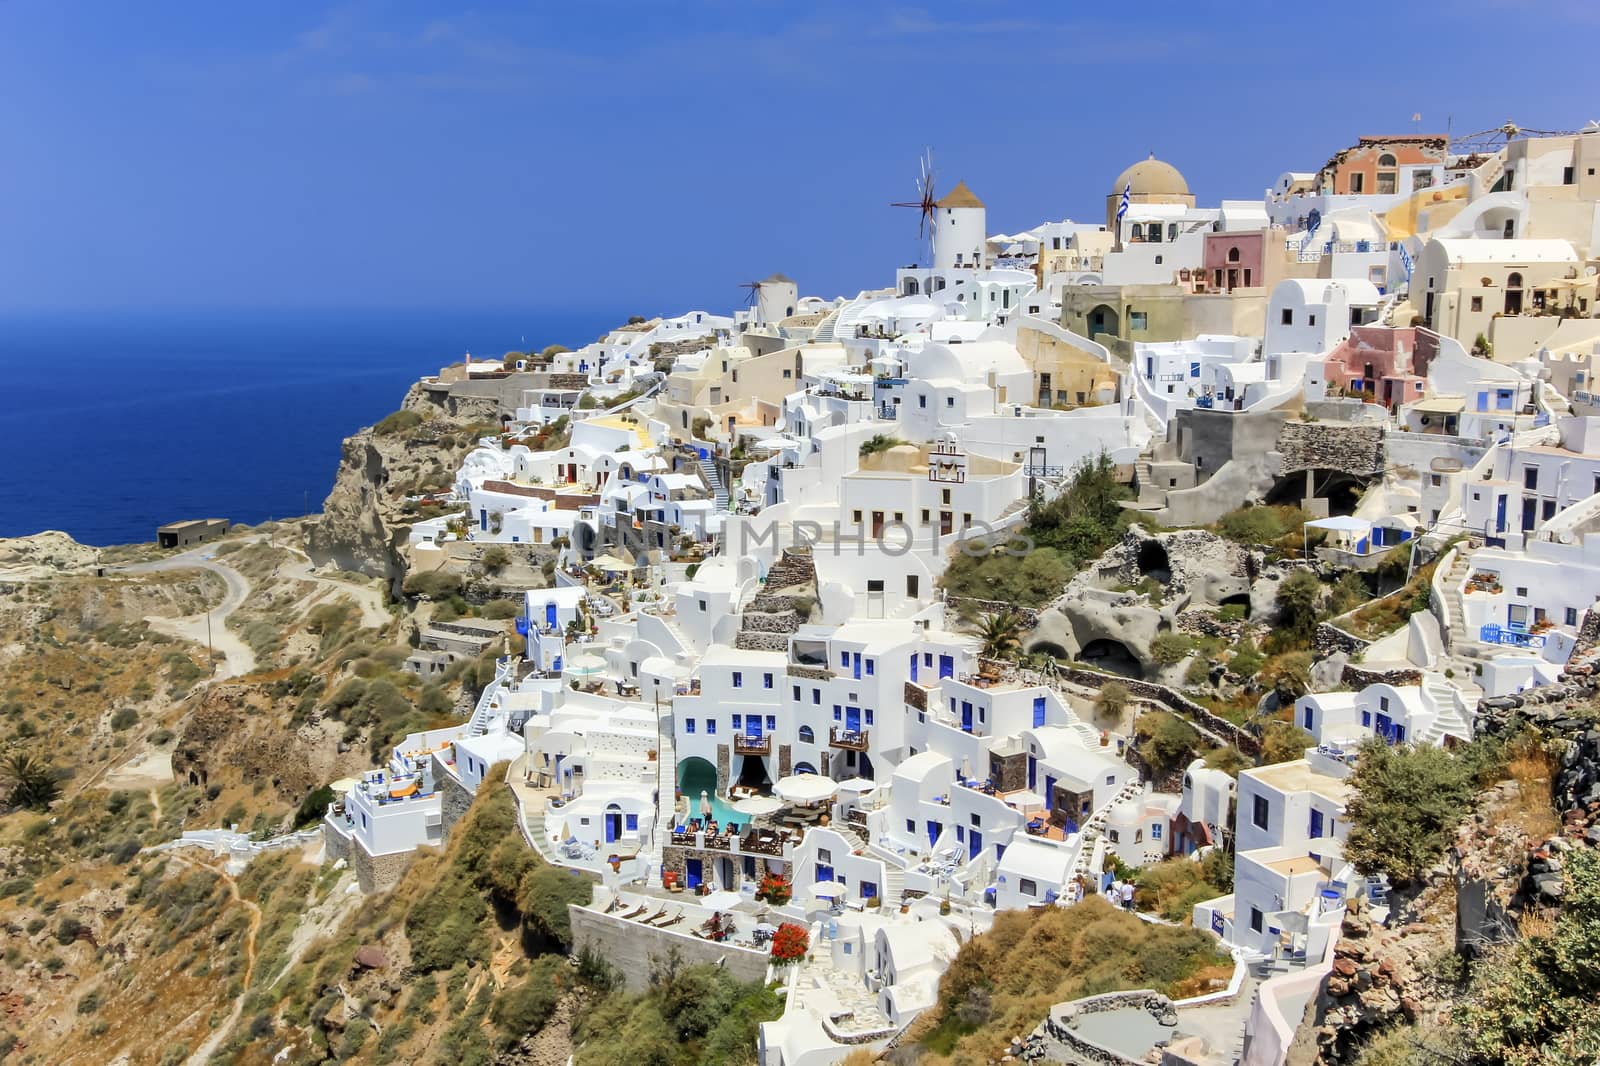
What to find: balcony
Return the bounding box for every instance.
[829,726,869,751]
[734,733,771,756]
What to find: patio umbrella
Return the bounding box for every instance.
[775,774,838,805]
[811,880,847,900]
[699,790,713,819]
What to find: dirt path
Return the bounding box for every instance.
[281,549,391,630]
[168,854,262,1066]
[117,545,257,679]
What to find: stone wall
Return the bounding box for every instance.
[435,756,476,838]
[349,839,416,894]
[1315,621,1371,658]
[1340,664,1421,688]
[567,905,771,991]
[1022,663,1260,755]
[1276,421,1385,476]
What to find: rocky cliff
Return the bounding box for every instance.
[305,381,485,593]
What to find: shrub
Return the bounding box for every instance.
[1259,721,1314,765]
[109,707,138,731]
[481,546,512,574]
[374,409,423,436]
[1137,711,1201,774]
[403,570,464,600]
[1260,651,1313,703]
[54,915,85,945]
[1096,681,1130,719]
[1344,739,1487,883]
[941,547,1074,609]
[1228,641,1265,679]
[517,865,593,951]
[1274,570,1323,645]
[491,955,565,1044]
[405,873,487,972]
[1150,633,1195,665]
[1217,505,1303,544]
[858,434,903,457]
[480,598,520,620]
[293,785,335,829]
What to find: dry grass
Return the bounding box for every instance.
[1504,738,1561,841]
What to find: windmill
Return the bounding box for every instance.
[891,148,939,264]
[738,279,764,309]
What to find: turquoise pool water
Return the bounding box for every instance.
[676,760,742,827]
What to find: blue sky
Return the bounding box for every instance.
[3,1,1595,316]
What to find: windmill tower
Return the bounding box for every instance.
[738,274,798,326]
[891,150,987,272]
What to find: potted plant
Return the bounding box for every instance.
[769,923,809,966]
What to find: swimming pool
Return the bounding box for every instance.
[676,759,742,827]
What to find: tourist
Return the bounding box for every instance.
[1121,881,1135,910]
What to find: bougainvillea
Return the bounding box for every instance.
[756,871,792,906]
[769,922,809,965]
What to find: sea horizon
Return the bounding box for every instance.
[0,306,628,546]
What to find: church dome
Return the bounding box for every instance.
[1112,155,1190,197]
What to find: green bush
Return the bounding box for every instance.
[1150,633,1195,665]
[1344,738,1497,883]
[405,872,488,972]
[1217,505,1300,544]
[1274,570,1323,645]
[481,546,512,574]
[374,409,423,436]
[110,707,139,731]
[490,955,565,1044]
[1259,721,1314,765]
[293,785,335,829]
[858,434,903,457]
[1136,712,1201,774]
[403,570,464,600]
[517,865,593,951]
[480,599,521,620]
[941,547,1074,608]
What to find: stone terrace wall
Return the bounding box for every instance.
[568,905,771,991]
[1276,422,1385,476]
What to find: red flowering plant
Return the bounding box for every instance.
[769,922,809,965]
[756,871,792,906]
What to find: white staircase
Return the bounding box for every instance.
[1418,672,1474,745]
[1440,548,1473,655]
[1066,779,1145,884]
[882,864,906,906]
[643,716,677,877]
[698,457,730,511]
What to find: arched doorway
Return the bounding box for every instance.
[1505,272,1524,315]
[1087,304,1119,339]
[1136,540,1171,583]
[793,761,819,776]
[903,278,921,296]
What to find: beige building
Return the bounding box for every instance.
[1413,237,1591,357]
[1015,322,1119,407]
[1059,284,1267,359]
[654,343,835,441]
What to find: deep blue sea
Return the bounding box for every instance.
[0,308,623,545]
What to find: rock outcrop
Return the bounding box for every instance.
[306,382,485,594]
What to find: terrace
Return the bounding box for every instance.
[828,726,869,751]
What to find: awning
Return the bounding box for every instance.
[1304,516,1372,534]
[589,553,634,572]
[1409,395,1465,414]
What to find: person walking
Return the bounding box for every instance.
[1121,880,1136,911]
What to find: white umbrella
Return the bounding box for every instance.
[699,790,713,819]
[811,880,847,900]
[701,890,742,911]
[775,774,838,805]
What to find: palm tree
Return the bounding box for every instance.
[975,611,1025,661]
[1,751,59,811]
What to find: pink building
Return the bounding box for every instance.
[1201,231,1265,292]
[1320,326,1432,408]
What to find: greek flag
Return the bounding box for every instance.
[1116,183,1131,221]
[1398,243,1414,281]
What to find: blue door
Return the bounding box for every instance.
[927,820,940,847]
[1044,775,1056,810]
[910,653,918,682]
[1033,696,1047,728]
[860,880,878,901]
[479,508,488,531]
[961,702,973,731]
[605,811,621,843]
[815,863,834,884]
[845,707,861,732]
[546,603,558,627]
[1495,495,1507,533]
[747,716,763,739]
[969,830,983,859]
[686,858,703,888]
[1028,756,1037,791]
[852,653,862,680]
[1309,809,1324,839]
[1375,712,1393,740]
[938,655,954,678]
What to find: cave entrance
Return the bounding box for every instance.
[1027,640,1070,661]
[1136,540,1172,584]
[1219,593,1251,619]
[1078,639,1143,679]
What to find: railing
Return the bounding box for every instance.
[740,829,789,857]
[733,734,771,755]
[829,727,869,751]
[1478,624,1548,649]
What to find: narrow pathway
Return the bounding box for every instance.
[280,548,391,630]
[164,853,262,1066]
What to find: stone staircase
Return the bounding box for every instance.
[697,457,730,510]
[734,548,817,652]
[1066,779,1146,884]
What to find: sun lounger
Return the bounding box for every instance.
[641,906,668,924]
[646,907,681,927]
[605,895,623,914]
[621,903,649,920]
[658,913,685,929]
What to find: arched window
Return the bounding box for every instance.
[1377,153,1397,167]
[798,725,815,744]
[1227,246,1241,263]
[1129,223,1143,241]
[1507,272,1524,288]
